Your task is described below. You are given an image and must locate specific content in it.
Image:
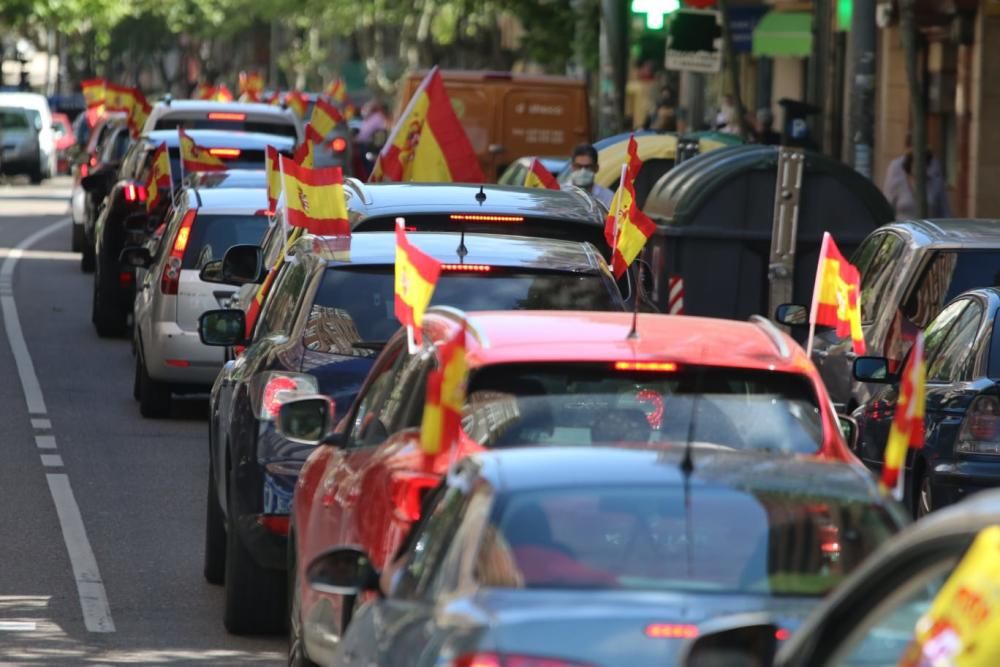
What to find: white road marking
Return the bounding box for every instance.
[0,621,37,631]
[0,217,116,634]
[0,248,79,261]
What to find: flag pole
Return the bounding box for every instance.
[177,130,186,186]
[805,232,831,358]
[279,155,289,248]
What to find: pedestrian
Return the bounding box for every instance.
[568,143,614,208]
[356,98,389,144]
[754,108,781,145]
[883,133,952,220]
[644,87,677,133]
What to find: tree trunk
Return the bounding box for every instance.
[900,0,927,217]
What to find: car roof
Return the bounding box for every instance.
[0,92,50,112]
[885,218,1000,248]
[298,232,603,271]
[344,181,605,225]
[421,310,804,371]
[144,129,295,150]
[465,446,882,502]
[187,186,267,212]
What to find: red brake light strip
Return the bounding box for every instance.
[614,361,678,372]
[449,214,524,223]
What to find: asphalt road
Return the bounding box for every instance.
[0,177,283,665]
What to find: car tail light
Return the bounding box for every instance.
[249,371,319,421]
[449,214,524,223]
[389,471,440,522]
[165,359,190,367]
[160,209,196,295]
[613,361,678,372]
[208,148,241,158]
[79,163,90,178]
[330,136,347,152]
[453,653,593,667]
[441,264,491,272]
[208,112,246,121]
[124,182,148,203]
[256,514,289,535]
[89,155,98,167]
[645,623,699,639]
[776,628,791,641]
[957,395,1000,454]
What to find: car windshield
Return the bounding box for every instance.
[182,214,270,270]
[154,117,298,139]
[302,266,622,351]
[477,484,896,597]
[0,108,29,130]
[463,364,825,454]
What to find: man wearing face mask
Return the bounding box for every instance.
[569,144,614,208]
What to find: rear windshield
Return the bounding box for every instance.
[182,214,270,270]
[902,250,1000,327]
[479,484,896,596]
[0,108,29,129]
[464,364,824,454]
[158,148,271,188]
[303,266,622,350]
[153,117,298,139]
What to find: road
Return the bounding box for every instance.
[0,178,283,665]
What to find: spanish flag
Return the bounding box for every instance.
[127,89,151,138]
[265,145,281,211]
[286,91,309,119]
[369,67,484,184]
[145,142,173,212]
[523,158,560,190]
[292,124,324,168]
[325,78,347,104]
[239,71,264,102]
[881,332,925,498]
[395,219,442,340]
[420,327,467,456]
[213,84,234,102]
[265,91,281,106]
[244,226,305,341]
[810,232,866,355]
[179,127,227,173]
[280,156,350,236]
[605,135,656,278]
[105,84,136,113]
[81,78,106,110]
[193,83,215,100]
[310,97,344,138]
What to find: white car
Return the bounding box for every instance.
[142,99,302,144]
[126,185,273,418]
[0,92,56,182]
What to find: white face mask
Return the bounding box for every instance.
[571,168,595,188]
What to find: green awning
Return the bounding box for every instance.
[752,11,813,57]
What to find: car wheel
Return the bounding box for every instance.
[287,534,320,667]
[93,264,127,337]
[224,485,287,635]
[204,462,227,585]
[137,351,171,418]
[72,224,84,253]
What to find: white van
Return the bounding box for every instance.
[0,92,56,182]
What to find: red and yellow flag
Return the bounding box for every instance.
[265,91,281,106]
[238,71,264,102]
[214,84,234,102]
[523,158,560,190]
[286,90,309,119]
[193,83,214,100]
[810,232,866,355]
[310,97,344,138]
[105,84,136,114]
[179,127,227,173]
[605,135,656,278]
[395,219,442,340]
[881,332,926,497]
[325,78,347,104]
[145,142,173,212]
[127,89,151,138]
[280,156,350,236]
[420,327,467,456]
[265,145,281,211]
[291,124,324,168]
[244,226,305,342]
[81,78,106,111]
[369,66,484,184]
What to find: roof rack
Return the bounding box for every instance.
[748,315,790,359]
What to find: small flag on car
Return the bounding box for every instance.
[523,158,560,190]
[178,127,228,173]
[145,142,173,213]
[604,135,656,278]
[420,327,467,456]
[279,156,351,236]
[808,232,866,355]
[394,218,442,347]
[880,332,926,500]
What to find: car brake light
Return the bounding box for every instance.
[613,361,678,372]
[389,471,440,522]
[160,209,197,295]
[449,214,524,223]
[644,623,699,639]
[79,163,90,178]
[89,155,98,167]
[453,653,592,667]
[776,628,791,641]
[165,359,190,367]
[207,112,246,121]
[250,371,320,421]
[330,137,348,152]
[957,395,1000,454]
[257,515,289,535]
[440,264,491,272]
[124,182,148,203]
[208,148,241,158]
[118,270,133,288]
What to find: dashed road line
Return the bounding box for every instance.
[40,455,64,467]
[31,418,52,429]
[35,435,57,449]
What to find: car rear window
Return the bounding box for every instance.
[153,117,298,139]
[182,214,270,270]
[478,484,896,597]
[157,148,272,188]
[302,266,622,351]
[463,364,824,454]
[0,108,29,129]
[902,250,1000,328]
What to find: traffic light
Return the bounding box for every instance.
[631,0,681,30]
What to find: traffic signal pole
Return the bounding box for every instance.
[600,0,629,138]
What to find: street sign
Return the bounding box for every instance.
[665,9,723,73]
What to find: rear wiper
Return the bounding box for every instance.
[352,341,386,352]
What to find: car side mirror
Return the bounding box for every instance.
[119,246,152,269]
[307,547,381,597]
[221,244,263,285]
[123,212,150,233]
[680,614,778,667]
[853,356,896,383]
[199,259,225,284]
[276,395,337,446]
[199,309,247,347]
[838,414,859,450]
[774,303,809,326]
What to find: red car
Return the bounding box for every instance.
[286,309,858,666]
[51,112,74,174]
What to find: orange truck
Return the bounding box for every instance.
[396,69,591,182]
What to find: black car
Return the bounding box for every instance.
[309,446,905,667]
[90,129,294,337]
[852,287,1000,517]
[78,115,131,270]
[197,231,625,635]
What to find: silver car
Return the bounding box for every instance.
[0,106,42,181]
[127,186,272,418]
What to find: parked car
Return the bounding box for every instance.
[0,91,57,181]
[52,111,74,174]
[196,231,626,635]
[307,446,905,667]
[497,155,568,186]
[122,186,273,418]
[680,488,1000,667]
[852,287,1000,517]
[71,111,128,253]
[79,117,132,270]
[141,99,302,144]
[284,308,860,666]
[0,106,43,182]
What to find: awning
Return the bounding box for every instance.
[752,11,813,58]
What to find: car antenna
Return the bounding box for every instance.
[475,185,486,205]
